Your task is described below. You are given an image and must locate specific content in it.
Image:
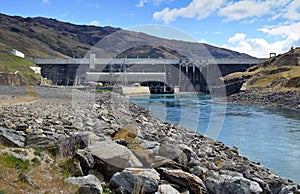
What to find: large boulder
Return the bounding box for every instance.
[25,133,57,149]
[88,141,142,176]
[0,127,25,147]
[64,174,102,194]
[158,167,207,194]
[109,168,159,194]
[204,170,263,194]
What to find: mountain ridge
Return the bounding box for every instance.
[0,13,257,60]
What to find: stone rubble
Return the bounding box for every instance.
[225,88,300,110]
[0,86,299,194]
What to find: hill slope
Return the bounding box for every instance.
[0,13,119,58]
[224,47,300,91]
[0,13,256,60]
[0,52,41,85]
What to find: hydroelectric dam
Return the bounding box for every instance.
[33,55,265,94]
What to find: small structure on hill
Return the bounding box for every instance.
[269,53,276,58]
[11,49,25,58]
[30,66,41,75]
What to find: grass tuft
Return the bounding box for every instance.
[0,153,30,171]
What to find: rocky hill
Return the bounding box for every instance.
[0,13,256,60]
[224,47,300,91]
[223,48,300,108]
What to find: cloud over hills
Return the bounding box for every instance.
[151,0,300,58]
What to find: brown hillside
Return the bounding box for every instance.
[0,13,257,60]
[223,48,300,91]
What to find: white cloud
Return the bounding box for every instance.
[89,20,100,26]
[223,34,283,58]
[137,0,166,7]
[283,0,300,20]
[152,0,300,23]
[219,1,271,21]
[42,0,50,4]
[228,33,247,43]
[153,0,224,23]
[223,21,300,58]
[258,22,300,48]
[219,0,299,21]
[137,0,148,7]
[198,38,206,43]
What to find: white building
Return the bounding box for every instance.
[11,49,25,58]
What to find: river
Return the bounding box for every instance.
[130,94,300,184]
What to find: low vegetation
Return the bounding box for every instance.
[0,52,42,85]
[0,147,77,193]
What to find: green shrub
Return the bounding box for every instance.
[33,147,42,156]
[31,157,41,165]
[0,153,30,170]
[0,190,8,194]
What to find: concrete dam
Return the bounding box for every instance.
[33,56,265,94]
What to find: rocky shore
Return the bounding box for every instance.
[225,88,300,110]
[0,86,300,193]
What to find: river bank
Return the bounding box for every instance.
[224,88,300,110]
[0,86,299,193]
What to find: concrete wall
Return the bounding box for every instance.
[85,72,167,83]
[120,86,150,97]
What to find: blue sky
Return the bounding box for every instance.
[1,0,300,58]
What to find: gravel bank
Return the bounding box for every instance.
[225,89,300,110]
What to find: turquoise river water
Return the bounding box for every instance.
[130,94,300,184]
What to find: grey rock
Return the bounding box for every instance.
[180,188,191,194]
[204,170,263,194]
[140,139,160,154]
[109,168,159,194]
[89,169,105,183]
[157,184,180,194]
[64,174,102,194]
[15,124,28,131]
[115,139,128,146]
[43,130,56,136]
[25,133,57,149]
[192,165,208,178]
[269,179,283,194]
[19,173,37,188]
[103,129,115,136]
[158,167,207,194]
[35,118,43,124]
[279,185,299,194]
[0,127,25,147]
[77,184,102,194]
[71,132,91,149]
[89,141,142,176]
[151,155,184,170]
[158,143,188,166]
[75,149,95,173]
